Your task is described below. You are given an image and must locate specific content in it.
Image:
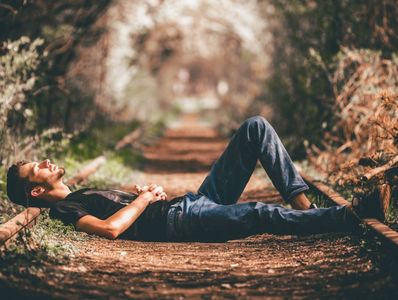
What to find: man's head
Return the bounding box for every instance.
[7,159,66,207]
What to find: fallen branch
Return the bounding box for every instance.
[115,128,143,150]
[361,155,398,181]
[66,156,106,185]
[0,3,18,14]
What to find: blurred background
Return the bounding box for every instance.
[1,0,398,222]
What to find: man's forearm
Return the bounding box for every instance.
[105,193,152,238]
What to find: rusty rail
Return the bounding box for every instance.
[301,172,398,252]
[0,156,106,247]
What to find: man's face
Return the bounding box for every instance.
[19,159,66,188]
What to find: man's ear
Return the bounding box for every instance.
[30,186,46,198]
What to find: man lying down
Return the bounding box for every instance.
[6,116,360,242]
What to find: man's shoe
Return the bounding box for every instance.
[352,184,391,221]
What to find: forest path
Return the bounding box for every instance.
[8,114,398,299]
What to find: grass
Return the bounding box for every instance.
[67,119,140,160]
[73,153,146,190]
[306,189,333,208]
[385,201,398,229]
[66,110,168,162]
[0,213,92,277]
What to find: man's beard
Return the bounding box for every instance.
[57,167,66,179]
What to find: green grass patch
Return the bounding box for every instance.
[0,212,90,276]
[385,201,398,227]
[77,153,146,190]
[67,118,141,160]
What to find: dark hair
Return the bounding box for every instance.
[6,161,34,207]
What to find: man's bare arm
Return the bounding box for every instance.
[76,186,166,239]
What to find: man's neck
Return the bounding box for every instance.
[45,181,72,203]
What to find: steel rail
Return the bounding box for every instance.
[301,172,398,252]
[0,156,106,247]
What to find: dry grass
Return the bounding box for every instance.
[308,48,398,220]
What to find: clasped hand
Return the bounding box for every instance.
[134,183,168,203]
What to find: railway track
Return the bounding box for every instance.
[1,115,398,298]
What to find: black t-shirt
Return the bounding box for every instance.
[49,188,182,241]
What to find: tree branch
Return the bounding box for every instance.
[361,154,398,181]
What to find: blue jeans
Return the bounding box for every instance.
[166,116,350,242]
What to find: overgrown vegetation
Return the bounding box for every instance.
[0,1,111,166]
[0,36,45,166]
[264,0,398,224]
[310,51,398,223]
[263,0,398,157]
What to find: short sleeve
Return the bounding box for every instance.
[49,200,90,226]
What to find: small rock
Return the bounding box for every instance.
[234,283,249,288]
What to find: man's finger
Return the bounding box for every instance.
[134,184,143,193]
[140,185,150,192]
[148,183,158,191]
[151,185,163,195]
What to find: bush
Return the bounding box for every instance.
[263,0,398,158]
[0,37,44,165]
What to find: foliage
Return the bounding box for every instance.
[262,0,398,223]
[0,37,43,165]
[67,117,140,160]
[263,0,398,159]
[0,1,111,166]
[309,49,398,186]
[81,154,146,190]
[305,41,398,224]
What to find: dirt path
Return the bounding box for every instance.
[3,114,398,299]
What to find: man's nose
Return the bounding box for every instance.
[39,159,50,168]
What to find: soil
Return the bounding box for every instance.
[2,114,398,299]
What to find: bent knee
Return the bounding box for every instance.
[244,115,270,130]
